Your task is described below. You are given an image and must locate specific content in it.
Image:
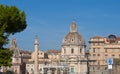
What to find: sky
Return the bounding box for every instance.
[1,0,120,51]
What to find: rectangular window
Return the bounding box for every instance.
[98,54,100,60]
[105,54,108,56]
[105,54,108,59]
[93,54,96,58]
[71,68,74,73]
[112,54,115,58]
[98,48,100,53]
[98,54,100,56]
[93,48,95,53]
[105,49,107,53]
[89,48,92,53]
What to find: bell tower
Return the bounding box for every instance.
[10,38,22,74]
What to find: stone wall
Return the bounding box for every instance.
[89,65,120,74]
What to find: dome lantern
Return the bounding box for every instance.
[70,22,77,32]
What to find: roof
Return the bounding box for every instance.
[116,37,120,41]
[62,22,85,46]
[20,50,32,55]
[91,36,104,39]
[47,50,61,54]
[62,32,85,46]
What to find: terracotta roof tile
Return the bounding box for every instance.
[116,37,120,41]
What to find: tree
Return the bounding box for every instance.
[6,70,15,74]
[0,4,27,48]
[0,4,27,67]
[0,49,13,66]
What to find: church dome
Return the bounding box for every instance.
[62,22,85,46]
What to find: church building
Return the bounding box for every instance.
[7,22,88,74]
[61,22,87,74]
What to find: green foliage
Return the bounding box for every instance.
[0,4,27,49]
[0,49,13,66]
[6,70,15,74]
[0,4,27,67]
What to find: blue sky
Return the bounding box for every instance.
[1,0,120,51]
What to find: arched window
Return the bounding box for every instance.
[64,48,66,53]
[71,48,74,54]
[80,48,82,53]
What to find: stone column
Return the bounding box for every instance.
[55,68,57,74]
[48,68,51,74]
[61,70,64,74]
[34,36,39,74]
[41,68,43,74]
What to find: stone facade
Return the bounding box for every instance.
[89,35,120,65]
[89,34,120,74]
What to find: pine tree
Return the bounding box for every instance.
[0,4,27,67]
